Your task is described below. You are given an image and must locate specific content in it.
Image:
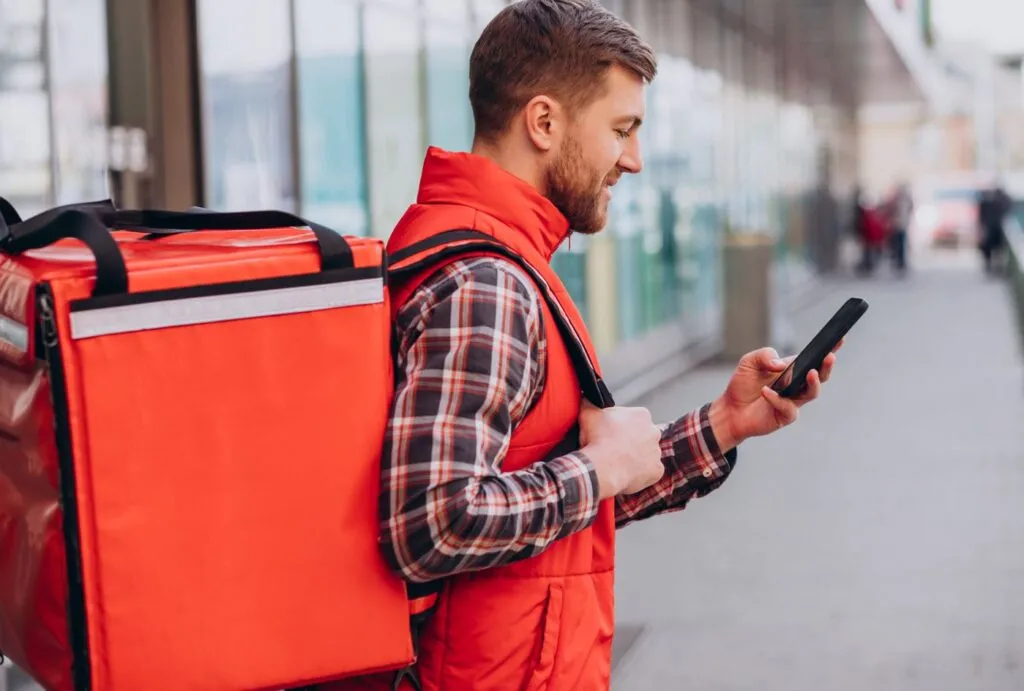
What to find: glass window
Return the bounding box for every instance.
[294,0,368,235]
[424,0,473,152]
[0,0,52,218]
[472,0,505,32]
[363,0,424,237]
[47,0,109,205]
[198,0,296,212]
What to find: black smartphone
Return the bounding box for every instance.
[771,297,869,398]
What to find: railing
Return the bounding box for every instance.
[1007,211,1024,353]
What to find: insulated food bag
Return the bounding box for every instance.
[0,200,414,690]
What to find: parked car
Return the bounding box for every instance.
[910,183,985,249]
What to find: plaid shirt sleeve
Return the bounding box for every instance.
[614,407,738,528]
[380,257,739,583]
[380,258,602,583]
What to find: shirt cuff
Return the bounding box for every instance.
[695,402,738,484]
[547,450,602,538]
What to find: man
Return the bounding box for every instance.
[887,182,912,275]
[979,185,1010,275]
[327,1,837,689]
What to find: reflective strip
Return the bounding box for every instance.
[0,315,28,353]
[70,277,384,340]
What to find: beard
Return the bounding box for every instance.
[544,134,616,235]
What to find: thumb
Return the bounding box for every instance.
[747,347,785,371]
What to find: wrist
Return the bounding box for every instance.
[708,397,740,452]
[581,443,623,500]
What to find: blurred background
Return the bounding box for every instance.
[1,0,1023,689]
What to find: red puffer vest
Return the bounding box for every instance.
[326,147,618,691]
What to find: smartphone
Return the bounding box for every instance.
[771,297,869,398]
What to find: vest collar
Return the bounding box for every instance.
[415,146,570,261]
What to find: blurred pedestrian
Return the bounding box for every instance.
[886,182,913,275]
[854,189,887,276]
[978,185,1011,275]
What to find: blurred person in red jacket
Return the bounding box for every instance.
[854,187,889,276]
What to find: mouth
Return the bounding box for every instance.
[603,177,618,201]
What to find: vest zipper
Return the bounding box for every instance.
[39,284,92,691]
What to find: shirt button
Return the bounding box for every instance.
[702,468,714,478]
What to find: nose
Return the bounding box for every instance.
[619,139,643,174]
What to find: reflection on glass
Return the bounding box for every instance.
[295,0,368,235]
[0,0,52,217]
[424,0,473,152]
[198,0,295,211]
[472,0,506,31]
[363,0,424,236]
[48,0,109,205]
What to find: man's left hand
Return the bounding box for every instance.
[708,342,841,451]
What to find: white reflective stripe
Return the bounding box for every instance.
[69,277,384,340]
[0,315,28,353]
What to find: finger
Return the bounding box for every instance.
[832,338,845,354]
[797,369,822,405]
[749,347,786,371]
[819,353,837,384]
[761,386,800,424]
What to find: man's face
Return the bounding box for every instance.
[545,65,646,235]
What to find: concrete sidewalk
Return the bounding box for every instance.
[613,257,1024,690]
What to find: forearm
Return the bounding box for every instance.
[614,403,737,528]
[380,451,600,583]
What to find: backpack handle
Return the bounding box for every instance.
[0,204,354,297]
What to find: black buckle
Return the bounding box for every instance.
[392,617,423,691]
[392,665,421,691]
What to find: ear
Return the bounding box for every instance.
[522,95,564,152]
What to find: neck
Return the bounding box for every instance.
[471,136,547,196]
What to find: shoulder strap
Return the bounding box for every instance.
[388,229,614,409]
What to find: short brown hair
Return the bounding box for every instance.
[469,0,657,142]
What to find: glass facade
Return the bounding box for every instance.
[295,0,369,235]
[198,0,296,212]
[182,0,832,358]
[0,0,108,219]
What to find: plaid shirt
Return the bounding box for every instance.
[380,257,736,583]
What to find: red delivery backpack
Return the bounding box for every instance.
[0,198,606,691]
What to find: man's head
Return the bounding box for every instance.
[469,0,656,234]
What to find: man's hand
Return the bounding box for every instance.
[709,342,842,451]
[578,402,664,500]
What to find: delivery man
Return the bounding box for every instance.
[326,1,839,688]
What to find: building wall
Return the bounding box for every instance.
[859,105,978,201]
[0,0,845,369]
[187,0,834,361]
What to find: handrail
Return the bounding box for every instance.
[1006,213,1024,353]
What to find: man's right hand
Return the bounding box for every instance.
[578,401,665,499]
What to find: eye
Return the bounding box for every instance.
[615,129,631,140]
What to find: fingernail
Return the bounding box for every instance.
[771,359,785,367]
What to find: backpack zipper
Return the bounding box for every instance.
[38,284,92,691]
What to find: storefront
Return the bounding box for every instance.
[1,0,841,386]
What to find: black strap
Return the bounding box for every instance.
[136,206,212,240]
[0,205,354,297]
[0,196,22,231]
[2,209,130,295]
[389,230,614,409]
[100,208,354,272]
[0,198,115,246]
